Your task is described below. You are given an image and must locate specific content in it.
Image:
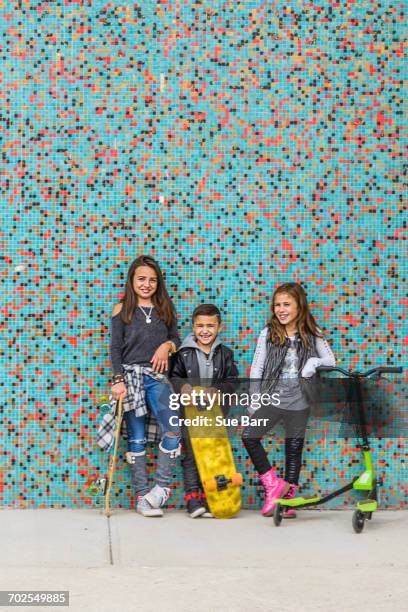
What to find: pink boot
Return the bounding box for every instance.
[282,484,297,519]
[259,469,290,517]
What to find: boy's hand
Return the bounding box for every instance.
[204,386,218,400]
[180,383,193,405]
[181,383,193,395]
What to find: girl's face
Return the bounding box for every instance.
[273,292,299,328]
[132,266,158,302]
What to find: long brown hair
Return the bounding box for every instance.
[120,255,176,326]
[268,282,322,347]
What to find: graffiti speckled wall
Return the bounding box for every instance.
[1,1,406,510]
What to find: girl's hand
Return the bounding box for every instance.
[150,342,172,373]
[111,381,127,400]
[301,358,321,378]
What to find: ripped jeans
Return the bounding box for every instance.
[124,374,180,453]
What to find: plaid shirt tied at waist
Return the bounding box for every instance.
[96,364,172,451]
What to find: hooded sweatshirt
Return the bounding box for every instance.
[180,332,222,380]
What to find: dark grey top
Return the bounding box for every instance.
[110,307,180,375]
[275,336,309,411]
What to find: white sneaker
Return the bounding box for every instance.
[144,485,171,509]
[201,498,214,518]
[202,510,214,518]
[136,495,163,517]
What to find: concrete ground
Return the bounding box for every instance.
[0,509,407,612]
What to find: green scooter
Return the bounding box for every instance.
[273,365,402,533]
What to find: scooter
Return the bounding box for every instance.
[273,365,402,533]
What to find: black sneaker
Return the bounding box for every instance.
[186,493,206,518]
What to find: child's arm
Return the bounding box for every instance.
[168,349,190,396]
[248,328,268,408]
[169,350,187,379]
[225,348,239,378]
[301,335,336,378]
[212,348,239,408]
[110,304,127,400]
[110,304,125,377]
[250,328,268,380]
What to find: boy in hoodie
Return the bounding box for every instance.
[170,304,239,518]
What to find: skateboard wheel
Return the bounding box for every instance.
[232,473,243,486]
[88,482,100,496]
[203,478,217,492]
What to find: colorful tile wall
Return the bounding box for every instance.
[1,1,406,510]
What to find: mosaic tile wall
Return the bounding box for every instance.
[1,1,406,510]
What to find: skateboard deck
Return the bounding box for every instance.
[89,395,124,516]
[185,389,242,518]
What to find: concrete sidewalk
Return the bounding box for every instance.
[0,509,406,612]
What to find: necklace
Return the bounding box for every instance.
[138,305,153,324]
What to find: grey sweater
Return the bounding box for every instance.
[110,307,180,375]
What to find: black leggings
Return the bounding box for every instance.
[242,406,310,485]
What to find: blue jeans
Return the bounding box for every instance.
[125,375,180,453]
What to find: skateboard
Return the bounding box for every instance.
[89,395,124,516]
[184,388,242,518]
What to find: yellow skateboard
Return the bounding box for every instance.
[184,389,242,518]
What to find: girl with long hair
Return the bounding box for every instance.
[110,255,181,517]
[242,282,335,518]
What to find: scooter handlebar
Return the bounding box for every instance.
[316,365,402,378]
[376,366,403,374]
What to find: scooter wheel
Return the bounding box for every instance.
[273,503,284,527]
[352,509,365,533]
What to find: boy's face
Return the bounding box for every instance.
[192,315,221,349]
